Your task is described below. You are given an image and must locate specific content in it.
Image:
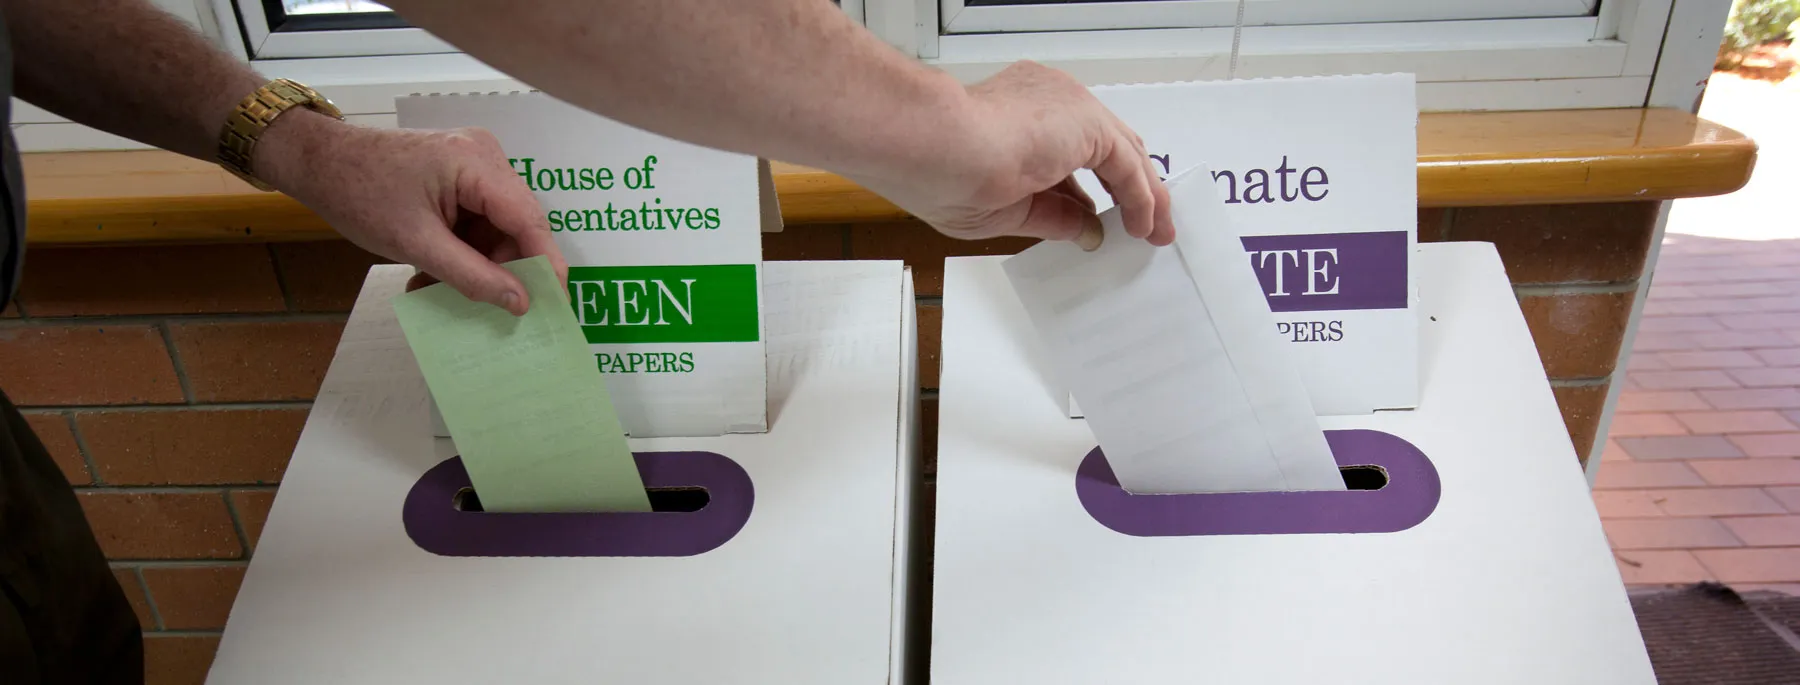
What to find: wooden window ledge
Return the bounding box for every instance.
[22,107,1753,245]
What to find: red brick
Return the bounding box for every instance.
[77,491,243,560]
[1616,436,1745,460]
[1593,461,1706,489]
[0,325,183,405]
[1613,550,1715,585]
[1693,548,1800,583]
[1517,292,1633,378]
[1689,282,1793,297]
[1647,296,1800,316]
[1729,367,1800,387]
[111,567,156,629]
[1752,348,1800,365]
[1727,433,1800,458]
[1602,517,1741,550]
[1644,487,1787,516]
[1616,391,1711,413]
[1647,283,1696,299]
[1693,331,1792,349]
[1772,487,1800,513]
[1450,203,1656,284]
[1689,459,1800,486]
[919,304,941,390]
[1674,411,1798,434]
[144,634,219,685]
[1698,388,1800,409]
[849,221,1035,296]
[228,489,275,551]
[1608,413,1687,437]
[141,564,246,630]
[1625,353,1669,371]
[1734,583,1800,595]
[1719,516,1800,546]
[1655,350,1763,369]
[1628,370,1739,390]
[169,320,345,402]
[17,245,284,316]
[270,241,389,312]
[22,412,90,485]
[1722,314,1800,331]
[1592,490,1665,518]
[1417,208,1451,242]
[1630,332,1697,352]
[1637,316,1725,333]
[78,409,305,486]
[762,224,848,261]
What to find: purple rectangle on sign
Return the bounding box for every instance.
[1239,230,1408,312]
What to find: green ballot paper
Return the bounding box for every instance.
[392,256,651,513]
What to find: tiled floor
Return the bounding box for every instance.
[1599,233,1800,592]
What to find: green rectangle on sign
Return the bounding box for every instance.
[566,264,759,344]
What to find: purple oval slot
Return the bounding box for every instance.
[403,452,753,557]
[1076,430,1439,537]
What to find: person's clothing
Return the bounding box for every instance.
[0,5,150,684]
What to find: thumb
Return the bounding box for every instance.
[1018,188,1104,251]
[410,225,532,315]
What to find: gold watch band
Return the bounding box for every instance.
[217,78,344,192]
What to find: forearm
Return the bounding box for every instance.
[384,0,983,185]
[4,0,264,161]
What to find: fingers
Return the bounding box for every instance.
[1087,131,1159,242]
[1015,187,1104,251]
[1138,154,1175,246]
[454,129,569,286]
[408,220,533,315]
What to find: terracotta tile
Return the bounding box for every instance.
[1787,330,1800,345]
[849,221,1035,296]
[1644,487,1786,516]
[1699,388,1800,410]
[1646,296,1800,317]
[17,245,284,316]
[1689,459,1800,486]
[1592,490,1666,518]
[1625,353,1670,371]
[77,491,243,560]
[141,564,246,630]
[1602,517,1741,550]
[270,241,390,312]
[1692,331,1792,349]
[1616,435,1745,460]
[1637,316,1725,333]
[1608,413,1687,437]
[1719,516,1800,546]
[1733,583,1800,595]
[21,412,90,485]
[1728,433,1800,458]
[1630,332,1698,352]
[1616,391,1711,413]
[1688,281,1794,297]
[762,224,848,261]
[918,304,941,390]
[1647,283,1696,299]
[1771,487,1800,513]
[143,634,220,685]
[1655,350,1763,369]
[1674,411,1798,434]
[1728,367,1800,387]
[169,321,346,402]
[77,409,305,486]
[1516,291,1633,378]
[1600,439,1632,462]
[1752,348,1800,365]
[1451,203,1656,284]
[1628,370,1739,390]
[1722,314,1800,331]
[1693,548,1800,583]
[1551,383,1608,461]
[1613,550,1715,585]
[0,325,183,406]
[1416,208,1450,243]
[1593,461,1706,489]
[110,566,156,629]
[228,490,275,552]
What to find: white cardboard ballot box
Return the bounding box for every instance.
[207,261,923,685]
[930,243,1654,684]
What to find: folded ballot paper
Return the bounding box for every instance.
[1004,167,1343,494]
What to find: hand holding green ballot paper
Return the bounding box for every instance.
[392,255,652,513]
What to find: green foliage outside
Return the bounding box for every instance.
[1719,0,1800,68]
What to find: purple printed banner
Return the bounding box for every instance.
[1238,230,1408,312]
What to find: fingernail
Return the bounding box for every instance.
[1074,215,1104,252]
[499,291,521,314]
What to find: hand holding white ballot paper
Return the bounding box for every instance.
[1003,167,1344,494]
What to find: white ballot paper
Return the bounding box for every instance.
[1004,167,1344,494]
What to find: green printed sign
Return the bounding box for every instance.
[566,265,760,344]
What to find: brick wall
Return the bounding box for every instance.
[0,200,1658,683]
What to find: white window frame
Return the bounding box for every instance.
[939,0,1601,35]
[221,0,454,59]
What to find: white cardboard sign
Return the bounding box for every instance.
[1074,74,1420,417]
[397,92,775,438]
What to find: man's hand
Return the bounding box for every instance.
[852,62,1175,249]
[254,111,565,315]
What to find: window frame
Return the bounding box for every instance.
[222,0,455,59]
[938,0,1602,35]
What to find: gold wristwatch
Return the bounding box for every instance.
[217,78,344,191]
